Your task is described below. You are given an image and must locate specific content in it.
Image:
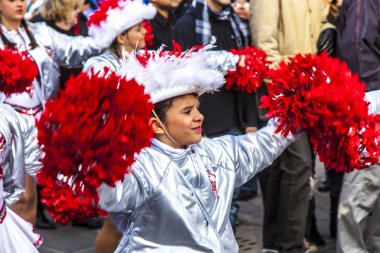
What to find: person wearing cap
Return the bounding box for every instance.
[89,44,380,252]
[92,44,293,252]
[83,0,157,75]
[82,1,156,252]
[0,103,43,253]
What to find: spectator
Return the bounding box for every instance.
[250,1,332,252]
[173,0,191,18]
[231,0,249,21]
[174,0,259,233]
[335,0,380,252]
[230,0,261,204]
[148,0,180,50]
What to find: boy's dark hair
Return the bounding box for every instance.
[153,93,198,123]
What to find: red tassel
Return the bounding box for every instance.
[225,46,270,93]
[261,52,380,172]
[0,48,37,96]
[36,69,154,224]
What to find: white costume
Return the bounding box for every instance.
[0,104,43,252]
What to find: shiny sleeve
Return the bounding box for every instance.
[82,58,110,74]
[97,152,170,213]
[0,106,24,206]
[97,173,142,213]
[82,55,119,75]
[365,90,380,115]
[204,50,240,75]
[15,113,42,180]
[31,22,102,68]
[2,106,42,206]
[212,119,297,187]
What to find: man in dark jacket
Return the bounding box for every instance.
[149,0,180,50]
[174,0,257,137]
[335,1,380,252]
[174,0,259,233]
[336,0,380,92]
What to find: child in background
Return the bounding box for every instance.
[0,104,42,253]
[82,1,156,251]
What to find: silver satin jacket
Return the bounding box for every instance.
[98,119,296,253]
[83,49,121,74]
[366,90,380,115]
[0,104,42,206]
[0,22,101,103]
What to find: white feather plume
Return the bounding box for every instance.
[88,1,156,49]
[120,45,225,103]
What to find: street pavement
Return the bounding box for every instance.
[36,160,336,253]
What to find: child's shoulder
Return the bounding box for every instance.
[198,135,236,149]
[134,146,173,170]
[196,136,234,156]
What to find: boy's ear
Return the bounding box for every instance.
[149,117,165,135]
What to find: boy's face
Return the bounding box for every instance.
[159,94,204,149]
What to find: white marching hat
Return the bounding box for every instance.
[120,44,225,104]
[87,0,156,49]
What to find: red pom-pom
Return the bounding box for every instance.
[0,48,37,96]
[142,21,154,48]
[225,46,270,93]
[40,181,107,225]
[36,69,154,224]
[261,52,380,172]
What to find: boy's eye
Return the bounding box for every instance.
[184,110,191,114]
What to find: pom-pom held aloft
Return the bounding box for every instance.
[0,48,37,96]
[36,69,154,224]
[225,46,270,93]
[261,52,380,172]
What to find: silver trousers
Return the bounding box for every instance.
[337,162,380,253]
